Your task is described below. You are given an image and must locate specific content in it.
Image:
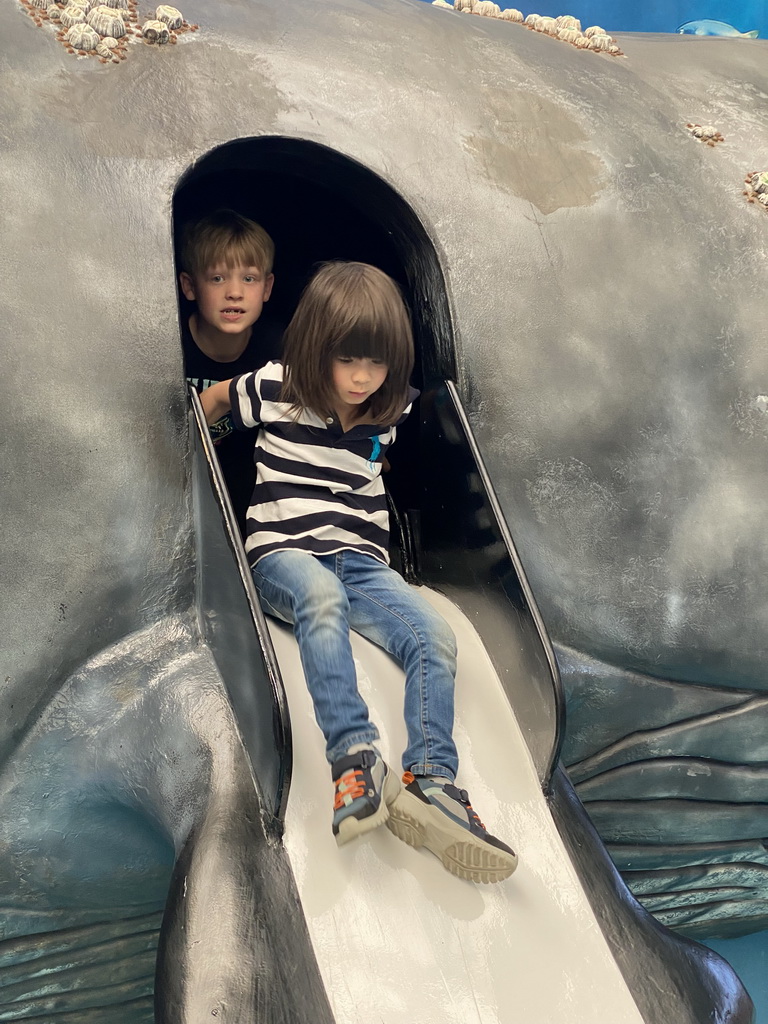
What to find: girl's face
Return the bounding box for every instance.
[332,356,388,416]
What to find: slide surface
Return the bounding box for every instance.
[269,587,646,1024]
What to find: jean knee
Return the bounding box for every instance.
[301,572,349,623]
[417,606,457,664]
[255,552,348,623]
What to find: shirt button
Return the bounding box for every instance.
[326,416,334,424]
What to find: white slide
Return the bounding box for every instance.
[268,585,646,1024]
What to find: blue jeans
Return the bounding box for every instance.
[252,549,459,780]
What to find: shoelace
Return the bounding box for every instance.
[334,769,366,809]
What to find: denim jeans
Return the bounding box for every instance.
[252,549,459,780]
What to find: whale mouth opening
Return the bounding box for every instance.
[173,135,456,553]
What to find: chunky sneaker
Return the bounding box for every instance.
[387,773,518,883]
[331,749,402,846]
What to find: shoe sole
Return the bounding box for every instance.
[387,789,518,884]
[335,767,403,847]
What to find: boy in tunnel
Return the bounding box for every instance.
[179,209,283,532]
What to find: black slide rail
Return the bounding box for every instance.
[189,385,291,825]
[416,381,566,790]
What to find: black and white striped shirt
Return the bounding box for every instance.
[229,361,416,567]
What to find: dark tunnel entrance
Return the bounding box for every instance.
[173,135,456,383]
[173,132,456,380]
[173,135,457,557]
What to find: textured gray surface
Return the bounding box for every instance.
[1,0,767,1015]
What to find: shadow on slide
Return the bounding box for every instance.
[161,383,754,1023]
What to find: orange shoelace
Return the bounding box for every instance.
[334,769,366,809]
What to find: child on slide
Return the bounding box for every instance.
[200,261,517,884]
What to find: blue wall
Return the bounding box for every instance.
[706,934,768,1023]
[529,1,763,33]
[420,1,765,36]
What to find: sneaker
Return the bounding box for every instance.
[331,749,402,846]
[387,773,518,883]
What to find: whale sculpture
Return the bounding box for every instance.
[0,0,766,1017]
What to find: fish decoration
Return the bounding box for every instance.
[677,19,758,37]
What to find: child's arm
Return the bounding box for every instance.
[200,379,233,425]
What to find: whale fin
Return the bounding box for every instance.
[743,29,759,37]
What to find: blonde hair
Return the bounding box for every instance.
[281,262,414,425]
[180,209,275,277]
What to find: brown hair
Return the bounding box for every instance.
[179,209,275,277]
[281,262,414,425]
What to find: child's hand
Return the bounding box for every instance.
[200,379,233,425]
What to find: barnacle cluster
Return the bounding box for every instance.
[431,2,625,56]
[17,0,199,62]
[743,171,768,210]
[686,123,725,146]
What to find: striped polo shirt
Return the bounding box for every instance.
[229,361,417,567]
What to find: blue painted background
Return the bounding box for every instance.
[706,935,768,1023]
[420,0,766,35]
[523,2,764,33]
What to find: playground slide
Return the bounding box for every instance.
[269,596,645,1024]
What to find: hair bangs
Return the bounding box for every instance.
[333,322,391,363]
[181,209,275,278]
[201,235,269,276]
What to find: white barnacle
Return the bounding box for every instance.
[48,5,62,18]
[432,0,453,7]
[557,27,581,42]
[537,15,557,32]
[589,33,612,50]
[500,7,522,20]
[155,3,182,28]
[103,0,129,8]
[60,5,86,27]
[100,33,118,45]
[87,3,126,35]
[66,21,99,47]
[584,24,605,37]
[30,0,49,10]
[523,12,540,25]
[454,0,476,11]
[700,126,718,139]
[556,14,581,31]
[474,0,501,15]
[609,43,622,54]
[142,18,169,42]
[574,34,590,46]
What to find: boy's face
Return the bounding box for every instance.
[180,263,274,335]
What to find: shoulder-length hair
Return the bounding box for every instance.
[281,262,415,425]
